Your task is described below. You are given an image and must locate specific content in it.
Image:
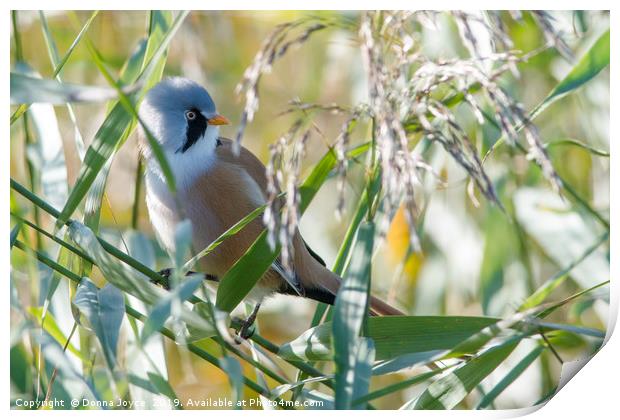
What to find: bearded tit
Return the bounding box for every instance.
[138,77,402,338]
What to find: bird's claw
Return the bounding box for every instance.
[236,323,256,343]
[153,268,172,290]
[231,316,256,343]
[154,268,218,291]
[232,303,261,343]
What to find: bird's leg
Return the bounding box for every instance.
[235,303,261,343]
[155,268,219,290]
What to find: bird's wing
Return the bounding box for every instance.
[271,258,304,295]
[216,138,327,265]
[303,239,326,266]
[211,138,302,293]
[213,138,403,315]
[215,138,269,194]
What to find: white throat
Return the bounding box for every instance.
[144,125,220,253]
[145,125,219,193]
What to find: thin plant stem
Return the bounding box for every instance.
[44,322,78,403]
[131,157,144,229]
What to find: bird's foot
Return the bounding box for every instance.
[154,268,219,291]
[234,322,255,344]
[233,303,261,343]
[154,268,172,290]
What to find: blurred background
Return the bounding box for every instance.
[10,11,609,409]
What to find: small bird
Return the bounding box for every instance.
[139,77,402,337]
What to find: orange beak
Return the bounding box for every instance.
[207,114,230,126]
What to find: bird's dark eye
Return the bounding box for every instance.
[177,108,208,153]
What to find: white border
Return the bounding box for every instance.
[4,2,617,419]
[1,0,617,10]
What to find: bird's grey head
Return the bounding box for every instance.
[139,77,229,156]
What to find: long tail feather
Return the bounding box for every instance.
[295,235,404,316]
[369,295,404,316]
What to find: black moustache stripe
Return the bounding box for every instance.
[177,108,207,153]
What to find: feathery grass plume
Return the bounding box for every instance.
[483,12,515,51]
[366,10,567,231]
[263,120,310,271]
[263,138,285,251]
[453,11,534,62]
[280,130,310,271]
[360,11,425,251]
[280,98,350,116]
[454,11,573,62]
[234,18,329,154]
[279,99,365,219]
[334,110,362,218]
[449,11,566,192]
[407,11,564,192]
[250,10,568,260]
[404,54,523,207]
[530,11,574,61]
